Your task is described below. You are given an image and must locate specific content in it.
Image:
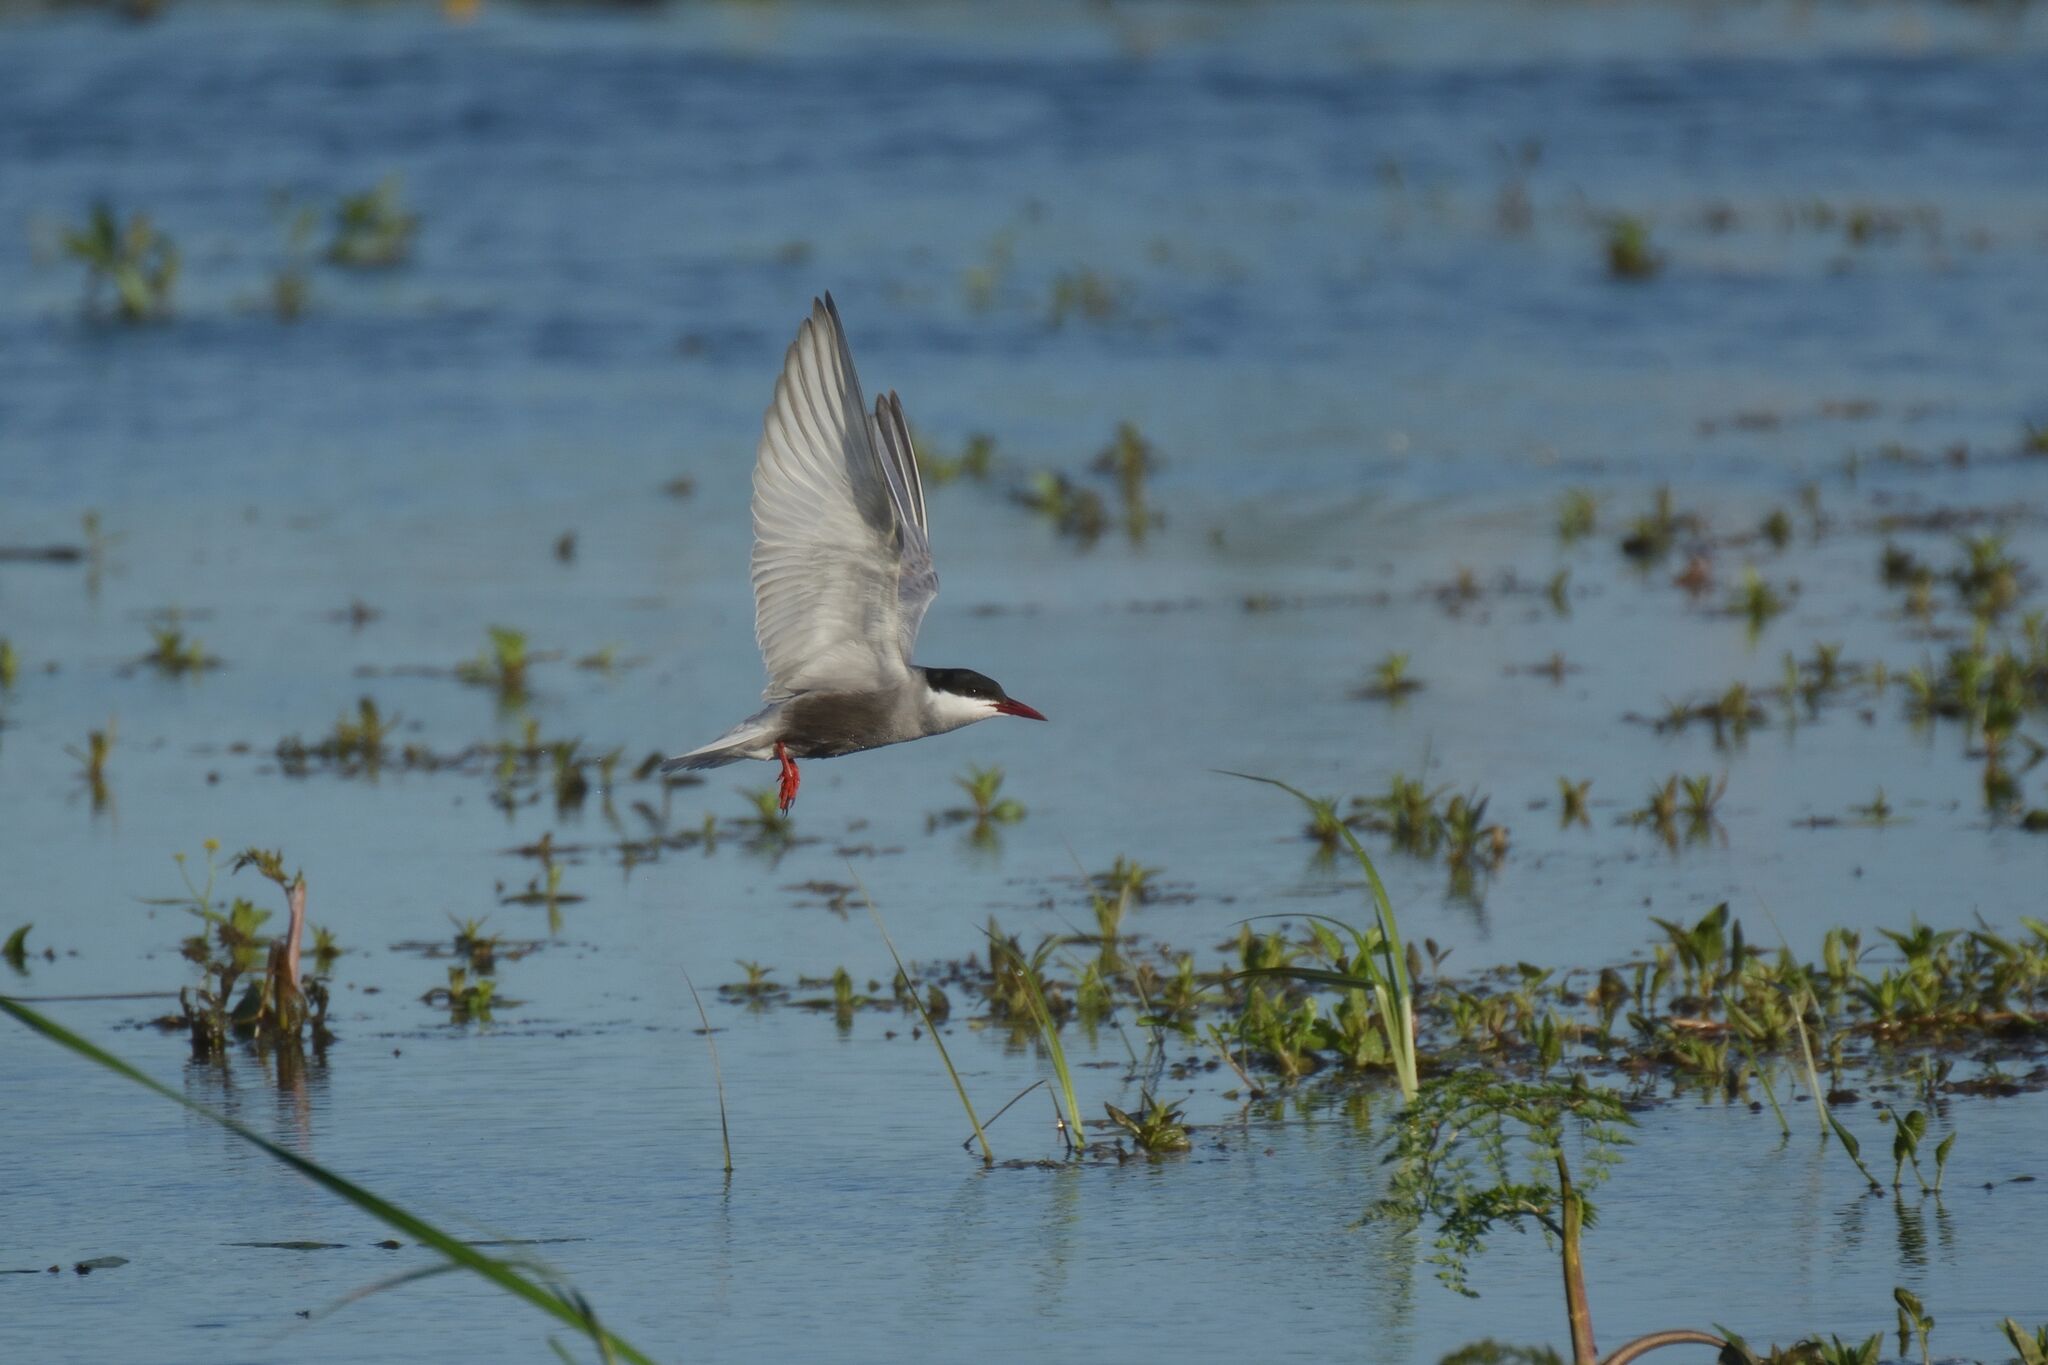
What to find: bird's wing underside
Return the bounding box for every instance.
[749,294,937,701]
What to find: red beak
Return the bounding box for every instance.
[996,698,1047,721]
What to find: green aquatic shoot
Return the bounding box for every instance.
[0,997,655,1365]
[680,968,733,1175]
[328,176,420,269]
[3,924,30,973]
[63,203,179,322]
[1224,772,1419,1100]
[2004,1318,2048,1365]
[861,882,994,1167]
[997,930,1086,1153]
[1893,1286,1934,1365]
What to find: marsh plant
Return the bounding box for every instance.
[1092,421,1160,541]
[1604,214,1663,281]
[269,197,319,322]
[140,623,218,676]
[66,726,114,809]
[1355,651,1424,702]
[1556,489,1598,543]
[152,844,329,1061]
[457,626,531,701]
[63,203,178,322]
[915,430,997,486]
[327,176,420,268]
[0,637,18,689]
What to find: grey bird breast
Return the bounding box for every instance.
[777,690,918,759]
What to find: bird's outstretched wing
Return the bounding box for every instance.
[749,295,937,701]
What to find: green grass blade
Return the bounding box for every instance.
[855,876,995,1166]
[1013,952,1086,1154]
[1,996,657,1365]
[1220,771,1419,1098]
[679,967,733,1175]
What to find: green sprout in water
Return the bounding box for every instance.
[457,626,530,701]
[915,429,997,486]
[140,623,218,677]
[1103,1092,1191,1154]
[1092,421,1160,542]
[1556,489,1597,543]
[1047,266,1128,326]
[328,176,420,269]
[0,637,18,689]
[1558,777,1592,829]
[65,726,115,811]
[1604,214,1663,281]
[1355,651,1424,703]
[4,924,32,974]
[1731,568,1786,635]
[63,203,178,323]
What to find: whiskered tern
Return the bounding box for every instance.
[663,295,1046,811]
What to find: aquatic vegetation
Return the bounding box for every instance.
[2006,1319,2048,1365]
[1229,774,1419,1098]
[327,176,419,268]
[1760,507,1792,550]
[930,764,1026,839]
[1372,1072,1675,1363]
[740,787,793,840]
[1557,777,1591,828]
[1092,421,1160,540]
[1018,470,1109,544]
[1626,774,1724,848]
[1603,214,1663,281]
[1354,651,1423,702]
[62,203,178,322]
[1619,487,1692,562]
[1047,266,1129,326]
[914,429,997,486]
[3,924,30,973]
[1893,1287,1934,1365]
[1555,489,1597,543]
[0,637,17,689]
[269,197,319,321]
[424,966,497,1024]
[0,998,654,1364]
[865,888,993,1165]
[680,969,733,1174]
[1731,568,1787,634]
[66,727,113,809]
[1093,855,1158,903]
[1103,1093,1191,1154]
[150,844,328,1061]
[457,626,531,700]
[139,624,218,676]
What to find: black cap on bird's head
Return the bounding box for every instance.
[918,666,1047,721]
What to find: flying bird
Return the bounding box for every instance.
[662,295,1046,811]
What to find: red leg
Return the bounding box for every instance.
[775,741,801,813]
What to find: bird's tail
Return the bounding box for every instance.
[659,709,780,774]
[659,743,750,775]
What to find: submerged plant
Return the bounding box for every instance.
[1103,1092,1191,1154]
[63,203,178,322]
[457,626,530,700]
[1556,489,1597,543]
[1355,651,1424,702]
[1227,774,1419,1099]
[1604,215,1663,281]
[328,176,419,268]
[140,624,217,676]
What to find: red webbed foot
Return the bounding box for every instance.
[774,741,801,813]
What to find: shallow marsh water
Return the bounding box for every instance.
[4,2,2048,1361]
